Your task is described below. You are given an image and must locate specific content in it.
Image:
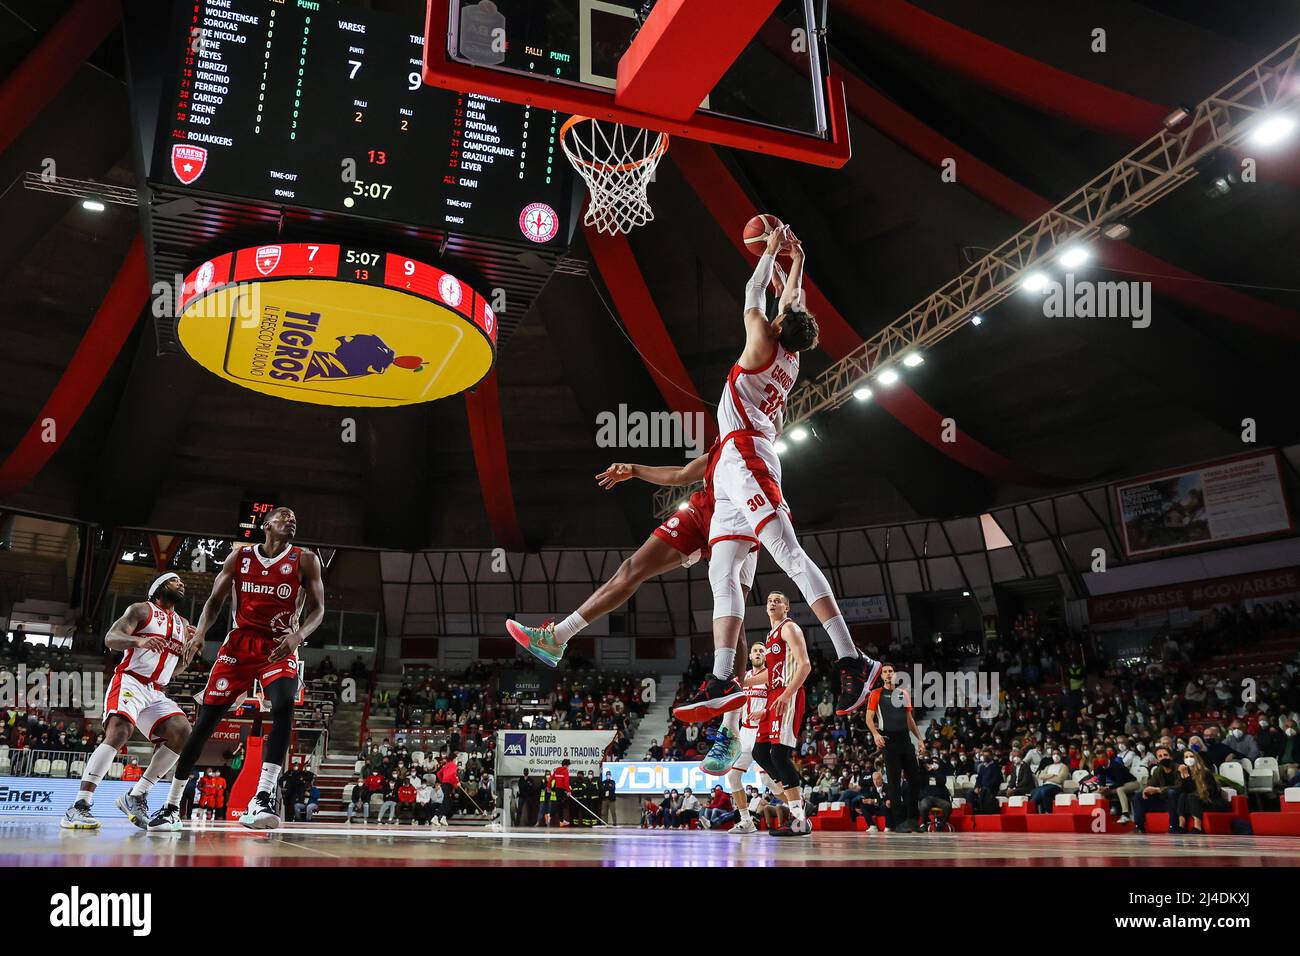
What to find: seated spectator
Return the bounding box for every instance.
[966,749,1002,814]
[345,776,369,823]
[677,788,701,828]
[1176,751,1229,833]
[917,756,952,831]
[1095,748,1140,824]
[1030,749,1071,814]
[699,786,735,829]
[296,782,321,822]
[1006,750,1036,796]
[1132,745,1180,834]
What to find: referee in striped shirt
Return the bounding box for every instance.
[865,664,927,833]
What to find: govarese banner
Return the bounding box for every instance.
[495,729,615,775]
[602,761,765,796]
[0,777,139,817]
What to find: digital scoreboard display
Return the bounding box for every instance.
[237,498,277,541]
[152,0,572,246]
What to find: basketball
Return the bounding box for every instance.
[743,213,784,256]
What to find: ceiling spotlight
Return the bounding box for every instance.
[790,426,809,443]
[773,439,790,454]
[1102,222,1130,240]
[1021,271,1049,292]
[82,199,106,212]
[902,352,924,368]
[1058,246,1090,268]
[962,590,971,597]
[853,385,873,402]
[971,314,984,326]
[676,501,689,511]
[1250,114,1296,146]
[877,369,900,386]
[1162,106,1191,129]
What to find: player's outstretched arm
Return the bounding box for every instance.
[739,226,789,369]
[105,602,160,653]
[596,453,707,490]
[778,233,806,315]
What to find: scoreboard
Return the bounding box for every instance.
[151,0,572,246]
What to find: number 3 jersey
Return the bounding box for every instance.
[230,544,304,636]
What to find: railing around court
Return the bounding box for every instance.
[2,747,130,780]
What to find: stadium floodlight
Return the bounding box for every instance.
[1250,113,1295,145]
[1022,271,1049,292]
[853,385,873,401]
[902,353,924,367]
[877,369,900,386]
[1058,246,1090,268]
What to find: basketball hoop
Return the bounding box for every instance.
[560,115,668,236]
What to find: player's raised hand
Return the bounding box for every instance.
[138,635,168,654]
[181,626,203,667]
[268,630,303,663]
[596,463,635,489]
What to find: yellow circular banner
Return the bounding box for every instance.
[177,244,496,407]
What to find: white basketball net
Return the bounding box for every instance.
[561,116,669,236]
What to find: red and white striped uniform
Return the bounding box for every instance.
[102,602,187,739]
[757,618,805,747]
[730,669,767,772]
[708,347,799,547]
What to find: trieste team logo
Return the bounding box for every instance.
[519,202,559,243]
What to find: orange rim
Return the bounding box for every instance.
[560,114,670,174]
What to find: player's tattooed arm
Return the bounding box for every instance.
[185,550,240,664]
[104,603,164,653]
[596,453,706,489]
[269,549,327,663]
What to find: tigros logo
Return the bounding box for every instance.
[49,886,152,937]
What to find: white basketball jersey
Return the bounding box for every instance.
[718,345,801,443]
[741,668,768,728]
[117,601,186,687]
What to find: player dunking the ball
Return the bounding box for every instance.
[62,573,193,830]
[147,506,325,831]
[674,224,881,772]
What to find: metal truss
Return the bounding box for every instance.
[655,33,1300,519]
[22,172,139,206]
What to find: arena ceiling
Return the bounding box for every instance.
[1,0,1298,552]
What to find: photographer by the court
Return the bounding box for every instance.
[865,664,926,833]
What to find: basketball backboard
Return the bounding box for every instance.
[423,0,850,168]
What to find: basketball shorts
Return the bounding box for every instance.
[202,627,301,706]
[709,436,790,546]
[103,672,184,741]
[654,495,758,587]
[757,689,805,748]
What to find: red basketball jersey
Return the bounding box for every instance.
[764,618,794,691]
[230,543,304,635]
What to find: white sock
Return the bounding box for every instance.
[77,787,95,806]
[788,798,806,821]
[166,776,187,808]
[721,708,741,734]
[738,806,752,823]
[82,743,118,793]
[258,762,282,795]
[554,612,587,645]
[132,745,179,797]
[712,647,736,681]
[823,615,859,661]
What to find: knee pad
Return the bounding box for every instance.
[709,540,747,620]
[758,518,832,604]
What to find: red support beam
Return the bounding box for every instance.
[464,370,526,552]
[0,0,122,156]
[617,0,779,121]
[584,222,716,444]
[0,235,148,498]
[836,0,1167,141]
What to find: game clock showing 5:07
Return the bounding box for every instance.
[237,499,277,540]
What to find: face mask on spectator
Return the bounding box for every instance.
[1286,728,1297,737]
[1184,755,1197,767]
[1052,754,1062,764]
[1230,728,1244,739]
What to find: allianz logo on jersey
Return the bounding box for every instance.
[240,581,293,600]
[604,762,762,796]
